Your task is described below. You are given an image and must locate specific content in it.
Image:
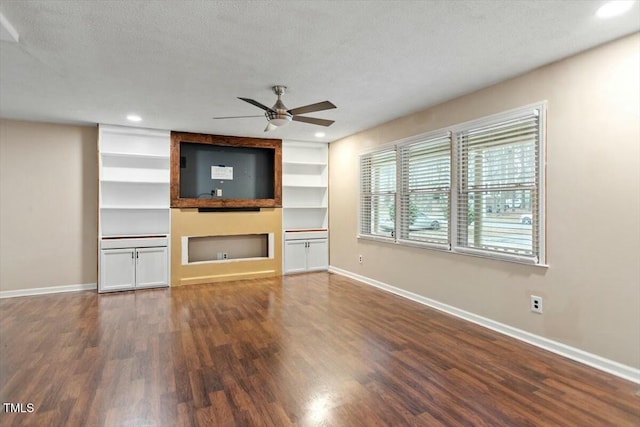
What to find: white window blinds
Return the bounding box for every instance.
[359,149,396,239]
[356,103,545,265]
[398,133,451,247]
[455,108,542,263]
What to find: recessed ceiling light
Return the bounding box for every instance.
[126,114,142,122]
[314,132,326,138]
[596,1,635,18]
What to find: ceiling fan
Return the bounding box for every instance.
[213,85,336,132]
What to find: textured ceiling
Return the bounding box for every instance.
[0,1,638,142]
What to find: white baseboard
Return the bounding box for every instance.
[328,266,640,384]
[0,283,97,299]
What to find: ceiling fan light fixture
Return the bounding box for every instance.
[265,110,292,127]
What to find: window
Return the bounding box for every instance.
[398,132,451,248]
[359,148,396,239]
[358,103,545,265]
[455,107,544,264]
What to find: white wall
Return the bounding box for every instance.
[329,34,640,369]
[0,120,98,292]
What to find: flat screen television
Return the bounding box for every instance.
[170,132,282,208]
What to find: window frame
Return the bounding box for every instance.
[397,130,452,251]
[451,103,546,265]
[358,145,397,242]
[357,102,547,266]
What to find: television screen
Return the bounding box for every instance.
[179,142,275,200]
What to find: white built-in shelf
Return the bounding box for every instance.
[283,210,328,230]
[101,153,169,171]
[101,181,169,207]
[285,228,329,237]
[282,144,327,163]
[283,160,327,166]
[99,127,169,158]
[101,206,169,210]
[101,233,169,239]
[100,178,169,183]
[101,152,170,160]
[283,162,327,175]
[283,184,327,189]
[100,199,170,237]
[282,141,330,274]
[284,228,328,233]
[283,205,328,209]
[282,141,328,232]
[101,166,169,183]
[98,124,171,292]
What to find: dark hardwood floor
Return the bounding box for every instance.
[1,272,638,426]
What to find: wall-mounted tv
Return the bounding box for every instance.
[170,132,282,208]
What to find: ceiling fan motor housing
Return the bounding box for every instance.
[267,86,293,126]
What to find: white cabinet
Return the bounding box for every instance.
[283,231,328,274]
[306,239,329,271]
[284,240,308,274]
[98,125,170,292]
[100,248,136,292]
[99,238,169,293]
[136,247,169,288]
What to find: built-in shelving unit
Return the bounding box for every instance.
[282,141,328,274]
[98,125,170,292]
[282,141,328,230]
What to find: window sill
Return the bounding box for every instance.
[452,247,548,268]
[357,234,396,244]
[357,235,549,268]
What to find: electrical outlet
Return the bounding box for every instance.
[222,252,228,260]
[531,295,543,314]
[358,255,363,264]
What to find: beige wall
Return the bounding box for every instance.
[0,120,98,291]
[329,34,640,368]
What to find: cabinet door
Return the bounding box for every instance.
[100,248,136,292]
[135,247,168,288]
[284,240,308,274]
[306,239,328,271]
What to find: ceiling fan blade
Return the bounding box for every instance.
[264,122,277,132]
[212,115,264,119]
[238,97,275,112]
[287,101,336,116]
[292,116,335,127]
